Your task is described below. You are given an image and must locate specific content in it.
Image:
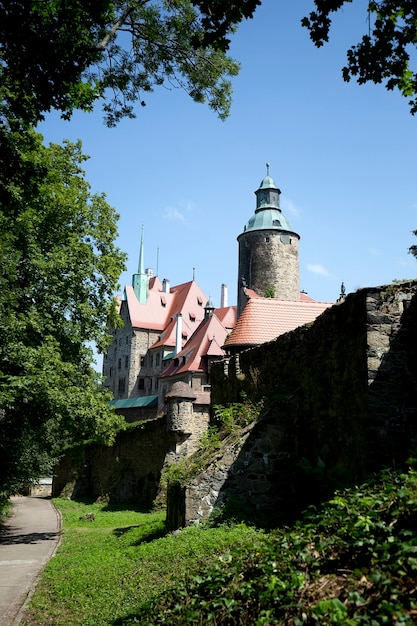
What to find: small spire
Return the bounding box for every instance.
[266,162,270,176]
[132,224,149,304]
[138,224,145,274]
[193,267,195,281]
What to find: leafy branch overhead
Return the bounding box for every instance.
[0,0,260,126]
[302,0,417,114]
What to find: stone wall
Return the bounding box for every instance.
[57,281,417,528]
[53,418,168,505]
[182,281,417,526]
[53,389,210,504]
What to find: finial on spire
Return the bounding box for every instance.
[266,162,270,176]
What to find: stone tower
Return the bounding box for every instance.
[237,165,300,316]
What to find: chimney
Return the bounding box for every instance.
[175,313,182,355]
[220,284,228,308]
[162,278,170,293]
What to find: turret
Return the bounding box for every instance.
[237,165,300,316]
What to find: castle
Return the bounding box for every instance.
[57,170,417,526]
[102,166,332,419]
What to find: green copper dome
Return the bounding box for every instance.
[243,208,293,233]
[258,174,276,189]
[239,165,298,236]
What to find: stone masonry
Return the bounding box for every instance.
[180,281,417,527]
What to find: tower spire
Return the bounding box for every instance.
[138,224,145,274]
[132,224,149,304]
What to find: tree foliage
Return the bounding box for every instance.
[302,1,417,114]
[0,0,262,496]
[0,0,260,126]
[0,128,127,494]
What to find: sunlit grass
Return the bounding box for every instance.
[22,499,262,625]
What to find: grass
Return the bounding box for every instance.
[22,499,263,625]
[22,462,417,625]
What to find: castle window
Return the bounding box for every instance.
[109,367,113,377]
[140,356,145,367]
[118,378,126,393]
[138,378,145,390]
[265,236,270,244]
[155,378,159,390]
[149,355,153,367]
[125,356,129,368]
[125,336,129,344]
[280,234,291,245]
[149,378,153,391]
[118,358,121,370]
[156,353,160,366]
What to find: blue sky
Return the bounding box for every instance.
[39,0,417,313]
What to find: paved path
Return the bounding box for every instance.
[0,496,61,625]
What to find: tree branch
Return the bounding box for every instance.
[94,4,136,51]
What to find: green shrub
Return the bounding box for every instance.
[133,465,417,625]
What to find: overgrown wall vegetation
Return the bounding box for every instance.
[53,418,169,506]
[55,282,417,528]
[189,282,417,525]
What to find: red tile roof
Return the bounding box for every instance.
[123,280,208,340]
[224,297,333,349]
[160,313,233,377]
[214,306,237,330]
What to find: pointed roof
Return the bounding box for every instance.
[123,279,207,336]
[224,297,333,349]
[214,305,237,330]
[258,162,278,190]
[132,225,149,304]
[160,312,232,377]
[165,381,197,400]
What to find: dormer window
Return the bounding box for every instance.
[273,219,281,227]
[197,296,203,306]
[160,295,167,307]
[189,313,196,322]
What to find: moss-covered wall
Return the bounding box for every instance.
[192,282,417,525]
[53,418,169,506]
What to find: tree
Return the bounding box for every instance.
[302,1,417,114]
[0,0,260,126]
[0,128,127,495]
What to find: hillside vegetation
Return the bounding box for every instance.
[23,463,417,625]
